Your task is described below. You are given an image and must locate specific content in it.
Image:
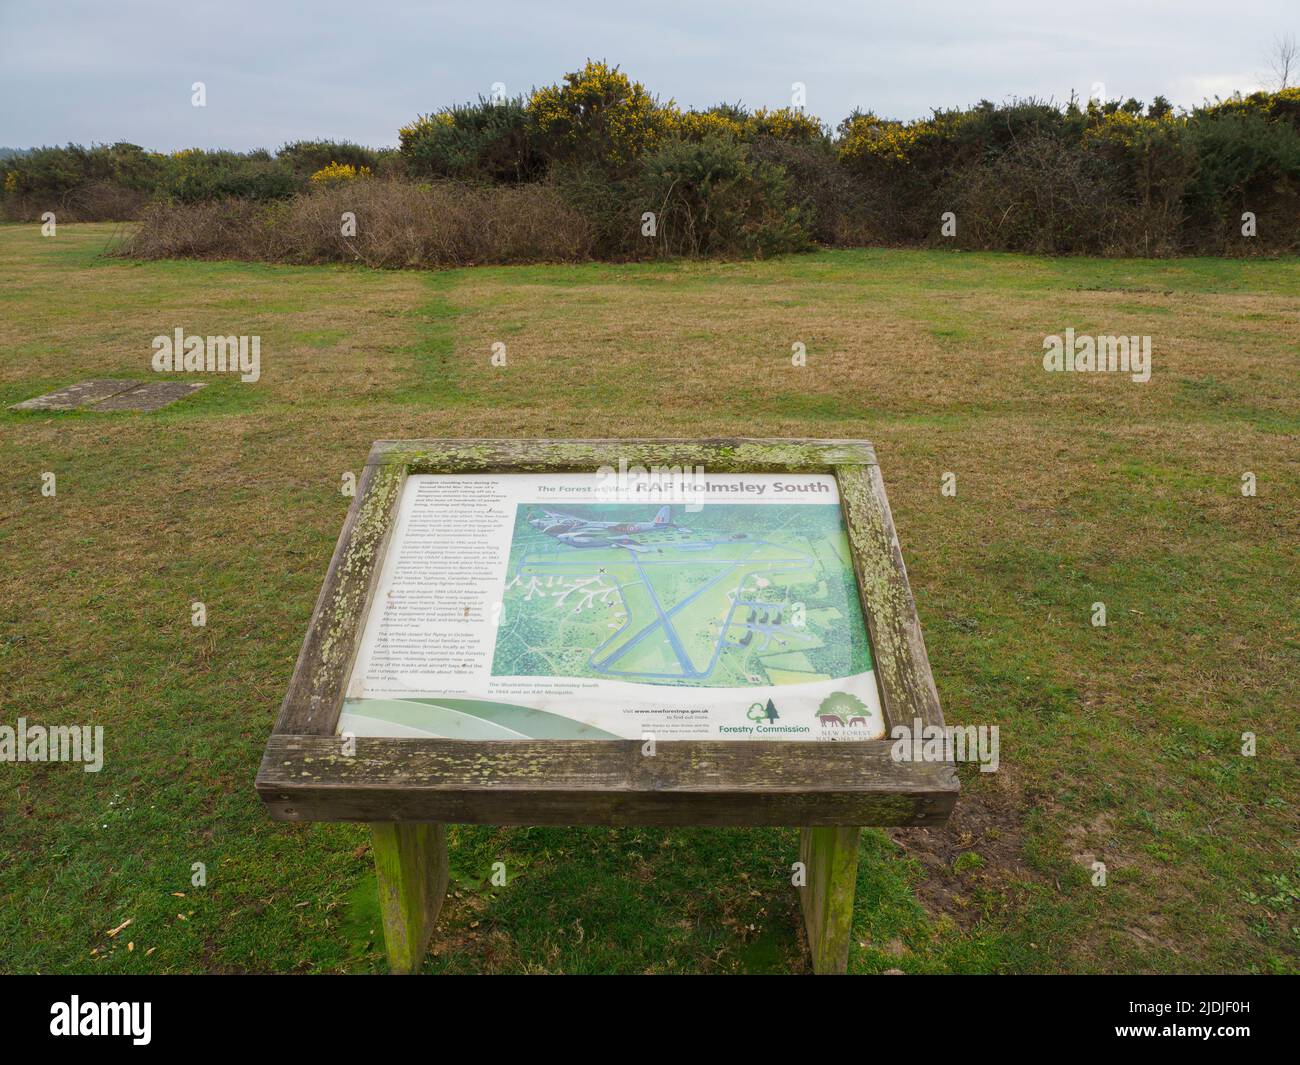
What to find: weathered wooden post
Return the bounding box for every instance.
[799,826,862,974]
[257,439,956,975]
[370,823,449,974]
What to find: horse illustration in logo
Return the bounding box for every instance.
[816,691,870,730]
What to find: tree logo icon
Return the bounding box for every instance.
[816,691,870,729]
[747,698,780,724]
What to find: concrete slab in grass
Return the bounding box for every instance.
[10,379,207,413]
[90,381,207,411]
[10,378,145,411]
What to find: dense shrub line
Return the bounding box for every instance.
[0,140,400,221]
[118,182,593,267]
[7,61,1298,259]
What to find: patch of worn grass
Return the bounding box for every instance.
[1,224,1296,974]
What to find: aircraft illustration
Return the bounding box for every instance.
[527,505,687,549]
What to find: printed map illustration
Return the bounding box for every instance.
[491,502,872,686]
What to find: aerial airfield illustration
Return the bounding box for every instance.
[494,502,872,688]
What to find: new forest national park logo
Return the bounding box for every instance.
[816,691,872,735]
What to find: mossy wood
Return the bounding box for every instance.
[800,826,861,974]
[256,438,958,826]
[370,822,449,975]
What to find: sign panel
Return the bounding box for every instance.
[342,472,885,741]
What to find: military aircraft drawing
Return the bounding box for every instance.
[527,505,688,550]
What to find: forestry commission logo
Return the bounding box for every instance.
[719,697,810,735]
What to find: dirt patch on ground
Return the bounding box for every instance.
[428,891,521,971]
[888,772,1034,928]
[1064,810,1125,871]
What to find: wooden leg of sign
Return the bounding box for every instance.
[799,826,861,974]
[370,823,449,975]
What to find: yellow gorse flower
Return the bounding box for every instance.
[309,162,372,184]
[527,60,665,166]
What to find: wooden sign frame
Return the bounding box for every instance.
[255,438,957,973]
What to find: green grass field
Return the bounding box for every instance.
[2,223,1296,974]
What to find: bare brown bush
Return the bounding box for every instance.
[949,137,1119,254]
[64,181,152,222]
[118,179,595,267]
[1,181,150,223]
[947,136,1188,256]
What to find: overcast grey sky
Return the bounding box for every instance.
[1,1,1294,151]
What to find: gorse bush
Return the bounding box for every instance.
[833,89,1300,253]
[746,133,858,244]
[0,142,391,219]
[400,97,544,183]
[1,143,162,218]
[0,144,303,218]
[657,105,826,145]
[162,149,299,203]
[277,140,383,176]
[308,161,372,185]
[11,64,1299,257]
[1182,107,1300,249]
[528,61,664,172]
[633,135,809,256]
